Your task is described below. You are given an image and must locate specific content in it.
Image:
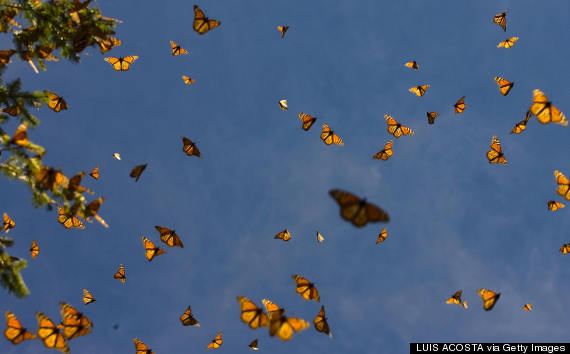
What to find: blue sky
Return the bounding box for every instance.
[2,0,570,353]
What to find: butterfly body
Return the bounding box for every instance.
[104,56,138,71]
[193,5,221,35]
[329,189,390,227]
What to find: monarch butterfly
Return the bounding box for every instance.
[446,290,468,309]
[83,289,96,305]
[142,236,166,261]
[320,124,344,145]
[237,296,268,329]
[454,96,466,114]
[3,213,15,233]
[182,137,202,157]
[404,60,419,70]
[547,200,565,211]
[554,170,570,200]
[155,225,184,248]
[207,332,223,350]
[89,166,99,179]
[98,36,122,54]
[4,311,36,344]
[277,25,289,38]
[180,306,200,326]
[193,5,221,35]
[181,75,196,85]
[376,228,388,244]
[104,56,139,71]
[409,84,430,97]
[80,197,108,228]
[268,308,310,341]
[130,164,147,182]
[298,113,316,131]
[4,104,21,117]
[46,91,68,112]
[34,166,68,192]
[316,231,324,243]
[292,274,320,302]
[133,338,154,354]
[278,99,288,110]
[170,40,189,55]
[59,302,93,339]
[523,303,532,311]
[559,244,570,254]
[494,77,514,96]
[66,171,91,196]
[30,240,38,259]
[313,305,332,338]
[477,288,500,311]
[114,264,126,283]
[384,114,414,138]
[510,120,528,134]
[249,339,259,350]
[427,112,439,125]
[487,136,506,164]
[11,122,28,146]
[329,189,390,227]
[529,89,567,126]
[113,153,121,160]
[57,207,85,229]
[262,299,281,314]
[274,229,292,242]
[373,140,393,161]
[0,50,16,65]
[493,11,507,31]
[497,37,519,48]
[36,312,69,353]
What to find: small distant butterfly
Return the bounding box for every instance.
[36,312,69,353]
[277,25,289,38]
[268,308,309,341]
[529,89,567,126]
[446,290,468,309]
[179,306,200,326]
[497,37,519,48]
[298,113,316,131]
[487,136,506,164]
[316,231,324,243]
[89,166,99,179]
[83,289,96,305]
[30,240,38,259]
[4,310,36,344]
[11,122,28,146]
[493,11,507,31]
[376,228,388,244]
[113,153,121,160]
[478,288,500,311]
[59,302,93,339]
[170,40,189,55]
[249,339,259,350]
[133,338,154,354]
[559,244,570,254]
[523,303,532,311]
[46,91,68,112]
[114,264,126,283]
[554,170,570,200]
[454,96,466,114]
[373,140,393,161]
[292,274,320,302]
[320,124,344,145]
[313,305,332,338]
[427,112,439,125]
[80,197,107,228]
[182,137,201,158]
[182,75,195,85]
[104,56,139,71]
[130,164,147,182]
[329,189,390,227]
[409,84,430,97]
[98,36,122,54]
[547,200,565,211]
[237,296,268,329]
[142,236,166,262]
[57,207,85,230]
[279,99,288,110]
[385,114,414,138]
[404,60,419,70]
[155,225,184,248]
[511,113,530,134]
[274,229,292,242]
[206,332,223,350]
[3,213,15,233]
[193,5,221,35]
[494,77,514,96]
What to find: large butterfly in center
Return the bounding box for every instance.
[478,288,500,311]
[292,274,320,302]
[193,5,221,35]
[329,189,390,227]
[237,296,268,329]
[529,89,567,126]
[104,56,138,71]
[320,124,344,145]
[384,114,414,138]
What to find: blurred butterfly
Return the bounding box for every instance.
[142,236,166,261]
[4,310,36,344]
[292,274,320,302]
[523,303,532,311]
[207,332,223,350]
[493,11,507,31]
[313,305,332,338]
[113,153,121,160]
[277,25,289,38]
[182,137,201,157]
[133,338,154,354]
[114,264,126,282]
[249,339,259,350]
[494,77,514,96]
[376,228,388,245]
[454,96,466,114]
[477,288,500,311]
[298,113,316,131]
[45,91,68,112]
[170,40,189,55]
[36,312,69,353]
[34,166,68,192]
[554,170,570,200]
[57,207,85,229]
[404,60,419,70]
[65,171,92,197]
[268,308,309,341]
[510,112,531,134]
[130,164,147,182]
[329,189,390,227]
[59,302,93,339]
[262,299,281,314]
[0,50,16,65]
[274,229,292,242]
[486,136,506,164]
[98,36,122,54]
[446,290,468,309]
[83,289,96,305]
[179,306,200,326]
[497,37,519,48]
[316,231,324,243]
[409,84,430,97]
[182,75,195,85]
[278,99,288,110]
[89,166,99,179]
[547,200,565,211]
[3,213,15,233]
[155,225,184,248]
[373,140,393,161]
[80,197,108,228]
[237,296,268,329]
[320,124,344,145]
[427,112,439,125]
[29,240,38,259]
[193,5,221,35]
[529,89,567,126]
[104,56,139,71]
[560,244,570,254]
[11,122,28,146]
[384,114,414,138]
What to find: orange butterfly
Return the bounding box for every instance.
[478,288,500,311]
[523,303,532,311]
[292,274,320,302]
[329,189,390,227]
[34,166,68,192]
[130,164,147,182]
[3,213,15,233]
[114,264,126,283]
[193,5,221,35]
[83,289,96,305]
[155,225,184,248]
[79,197,108,228]
[313,305,332,338]
[98,36,122,54]
[554,170,570,200]
[89,166,99,179]
[494,77,514,96]
[320,124,344,145]
[373,140,393,160]
[454,96,466,114]
[182,75,195,85]
[376,228,388,244]
[11,122,28,146]
[268,308,309,341]
[486,136,506,164]
[180,306,200,326]
[446,290,468,309]
[170,40,189,55]
[511,112,531,134]
[104,56,139,71]
[497,37,518,48]
[384,114,414,138]
[409,84,430,97]
[427,112,439,125]
[133,338,155,354]
[262,299,281,314]
[57,207,85,229]
[142,236,166,261]
[207,332,223,350]
[547,200,565,211]
[277,25,289,38]
[237,296,268,329]
[298,113,316,131]
[30,240,38,259]
[529,89,567,126]
[46,91,68,112]
[274,229,292,242]
[404,60,419,70]
[182,137,201,157]
[36,312,69,353]
[0,50,16,65]
[559,244,570,254]
[59,302,93,339]
[4,310,36,344]
[493,11,507,31]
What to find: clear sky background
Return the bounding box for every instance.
[2,0,570,353]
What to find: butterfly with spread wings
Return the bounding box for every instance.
[237,296,268,329]
[329,189,390,227]
[559,244,570,254]
[292,274,320,302]
[298,113,316,131]
[170,40,189,55]
[193,5,221,35]
[446,290,468,309]
[384,114,414,138]
[57,207,85,229]
[182,75,196,85]
[207,332,223,350]
[36,312,69,353]
[376,228,388,244]
[409,84,430,97]
[547,200,565,211]
[511,111,532,134]
[4,311,36,344]
[3,213,15,233]
[89,166,99,179]
[320,124,344,145]
[98,36,122,54]
[155,225,184,248]
[133,338,155,354]
[313,305,332,338]
[182,137,201,157]
[316,231,325,243]
[404,60,419,70]
[493,11,507,31]
[478,288,500,311]
[46,91,68,112]
[104,56,138,71]
[529,89,567,126]
[180,306,200,326]
[373,140,393,161]
[268,308,310,341]
[486,136,507,164]
[277,25,289,38]
[554,170,570,200]
[142,236,166,261]
[497,37,519,48]
[494,77,514,96]
[30,240,38,259]
[59,302,93,339]
[274,229,292,242]
[427,112,439,125]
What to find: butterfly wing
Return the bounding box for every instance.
[4,311,36,344]
[274,229,291,241]
[427,112,439,125]
[180,306,200,326]
[454,96,466,113]
[130,164,147,182]
[193,5,220,34]
[155,225,184,248]
[376,228,388,244]
[493,12,507,31]
[133,338,154,354]
[298,113,316,131]
[478,289,500,311]
[36,312,69,353]
[30,240,38,259]
[494,77,514,96]
[237,296,268,329]
[292,274,320,302]
[554,170,570,200]
[313,306,332,337]
[404,61,419,70]
[530,89,568,126]
[182,137,201,157]
[89,166,99,179]
[114,264,126,282]
[142,237,166,261]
